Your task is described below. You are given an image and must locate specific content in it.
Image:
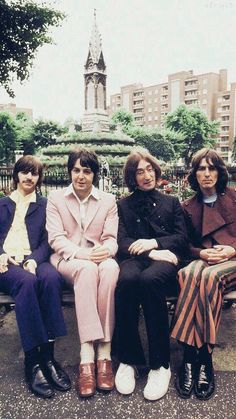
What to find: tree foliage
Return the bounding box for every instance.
[30,119,68,149]
[111,108,179,162]
[0,111,18,164]
[0,0,65,97]
[232,136,236,163]
[165,105,219,167]
[111,108,135,132]
[128,126,176,162]
[15,111,34,154]
[0,111,67,164]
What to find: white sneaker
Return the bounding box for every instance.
[115,363,136,395]
[143,366,171,401]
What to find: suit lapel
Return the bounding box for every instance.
[84,197,100,231]
[26,194,41,217]
[202,205,226,238]
[64,194,82,226]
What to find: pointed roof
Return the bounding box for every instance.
[89,9,103,64]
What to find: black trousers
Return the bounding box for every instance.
[114,257,178,369]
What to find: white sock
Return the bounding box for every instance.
[80,342,95,364]
[97,342,111,361]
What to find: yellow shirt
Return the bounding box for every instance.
[3,189,36,263]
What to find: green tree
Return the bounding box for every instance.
[128,126,176,162]
[0,0,65,97]
[165,105,219,167]
[232,136,236,163]
[111,108,135,132]
[30,119,68,149]
[0,111,18,164]
[15,112,35,154]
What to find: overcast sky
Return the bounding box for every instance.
[0,0,236,123]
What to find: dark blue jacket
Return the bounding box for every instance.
[0,194,51,265]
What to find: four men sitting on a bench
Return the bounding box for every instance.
[0,147,235,402]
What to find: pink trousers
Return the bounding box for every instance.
[54,257,119,344]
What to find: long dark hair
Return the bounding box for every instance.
[188,148,228,193]
[124,148,161,192]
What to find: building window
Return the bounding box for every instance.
[203,89,207,94]
[148,116,152,121]
[148,91,152,95]
[202,99,207,105]
[133,91,144,97]
[222,115,229,121]
[217,97,222,103]
[223,95,230,101]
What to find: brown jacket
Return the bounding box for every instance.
[182,186,236,260]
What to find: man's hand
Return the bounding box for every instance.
[0,253,19,273]
[200,245,236,265]
[23,259,37,274]
[148,249,178,265]
[128,239,158,255]
[90,245,110,264]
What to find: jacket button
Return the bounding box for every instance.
[137,219,140,223]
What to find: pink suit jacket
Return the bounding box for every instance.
[46,187,118,266]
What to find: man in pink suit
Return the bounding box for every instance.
[46,149,119,398]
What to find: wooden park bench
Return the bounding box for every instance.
[1,289,236,310]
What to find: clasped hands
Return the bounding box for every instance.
[128,239,178,265]
[200,245,236,265]
[0,253,36,274]
[0,253,18,273]
[89,245,110,264]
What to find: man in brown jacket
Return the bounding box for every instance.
[171,148,236,401]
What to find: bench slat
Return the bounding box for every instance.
[0,290,236,306]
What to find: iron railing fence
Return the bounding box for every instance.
[0,167,235,199]
[0,168,127,198]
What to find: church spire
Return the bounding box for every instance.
[82,10,109,132]
[89,9,102,64]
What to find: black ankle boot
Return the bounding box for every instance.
[175,362,195,399]
[194,362,215,400]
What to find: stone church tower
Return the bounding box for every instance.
[82,10,109,132]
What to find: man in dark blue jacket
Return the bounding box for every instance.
[0,156,71,398]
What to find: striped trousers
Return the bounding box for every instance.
[171,259,236,350]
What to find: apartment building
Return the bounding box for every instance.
[0,103,33,119]
[109,69,236,163]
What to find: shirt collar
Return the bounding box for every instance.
[64,183,99,203]
[10,189,36,204]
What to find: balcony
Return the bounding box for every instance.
[133,109,144,116]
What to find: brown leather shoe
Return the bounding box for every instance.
[76,363,96,398]
[96,360,114,391]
